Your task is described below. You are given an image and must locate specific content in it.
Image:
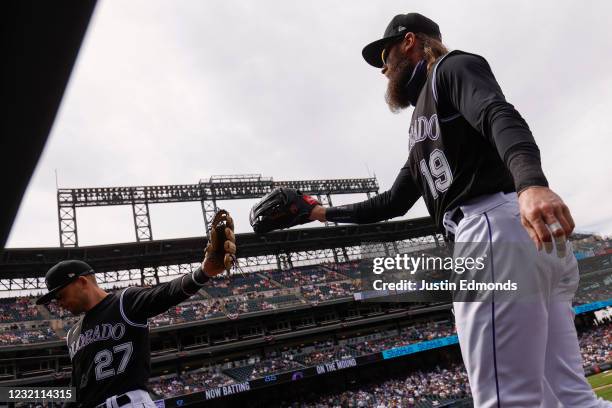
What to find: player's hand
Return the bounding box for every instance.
[517,186,575,257]
[202,210,237,277]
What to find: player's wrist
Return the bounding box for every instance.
[181,266,210,296]
[192,265,211,285]
[517,185,548,197]
[309,205,326,222]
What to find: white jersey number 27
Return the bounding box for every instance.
[94,341,133,381]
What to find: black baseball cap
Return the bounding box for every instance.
[362,13,441,68]
[36,260,95,305]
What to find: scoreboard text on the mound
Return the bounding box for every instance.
[315,358,357,374]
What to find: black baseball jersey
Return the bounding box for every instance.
[405,50,515,225]
[66,276,195,407]
[326,50,544,228]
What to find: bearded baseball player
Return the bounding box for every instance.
[250,13,611,408]
[36,210,236,408]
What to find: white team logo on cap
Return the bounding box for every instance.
[68,273,75,278]
[397,25,406,32]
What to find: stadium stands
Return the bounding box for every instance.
[0,262,357,344]
[0,247,610,406]
[579,320,612,369]
[0,297,42,323]
[140,318,610,401]
[223,292,304,317]
[291,342,360,367]
[205,274,278,298]
[0,322,59,346]
[149,299,224,328]
[0,250,609,346]
[294,365,471,408]
[300,281,359,303]
[347,321,456,354]
[266,264,348,287]
[150,367,235,398]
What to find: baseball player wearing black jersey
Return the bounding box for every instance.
[36,214,236,408]
[304,13,610,408]
[37,261,215,407]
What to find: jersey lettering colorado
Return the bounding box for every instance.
[407,51,514,227]
[66,289,151,407]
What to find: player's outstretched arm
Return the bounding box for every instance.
[120,210,237,323]
[250,161,420,233]
[318,160,420,225]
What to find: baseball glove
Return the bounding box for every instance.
[203,209,237,276]
[250,187,321,234]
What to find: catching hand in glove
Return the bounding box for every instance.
[202,209,237,277]
[250,188,321,233]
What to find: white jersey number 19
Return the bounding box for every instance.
[419,149,453,199]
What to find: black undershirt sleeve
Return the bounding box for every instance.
[122,267,210,323]
[437,53,548,191]
[505,142,548,192]
[325,159,421,224]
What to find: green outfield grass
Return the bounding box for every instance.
[589,371,612,401]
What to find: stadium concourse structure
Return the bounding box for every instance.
[0,177,610,407]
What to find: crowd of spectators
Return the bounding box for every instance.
[328,261,362,279]
[301,281,359,303]
[223,290,304,316]
[197,332,457,408]
[148,299,224,328]
[572,236,612,255]
[224,294,277,315]
[218,354,306,382]
[268,265,348,287]
[46,301,72,319]
[579,319,611,368]
[149,367,235,398]
[292,341,359,367]
[0,253,609,346]
[0,297,41,323]
[347,321,456,355]
[205,274,278,297]
[294,365,471,408]
[247,355,305,380]
[0,324,58,346]
[147,321,461,397]
[0,250,610,406]
[143,317,611,401]
[574,285,612,305]
[0,312,597,400]
[401,322,456,342]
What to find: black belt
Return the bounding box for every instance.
[452,208,464,224]
[94,393,131,408]
[445,208,465,242]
